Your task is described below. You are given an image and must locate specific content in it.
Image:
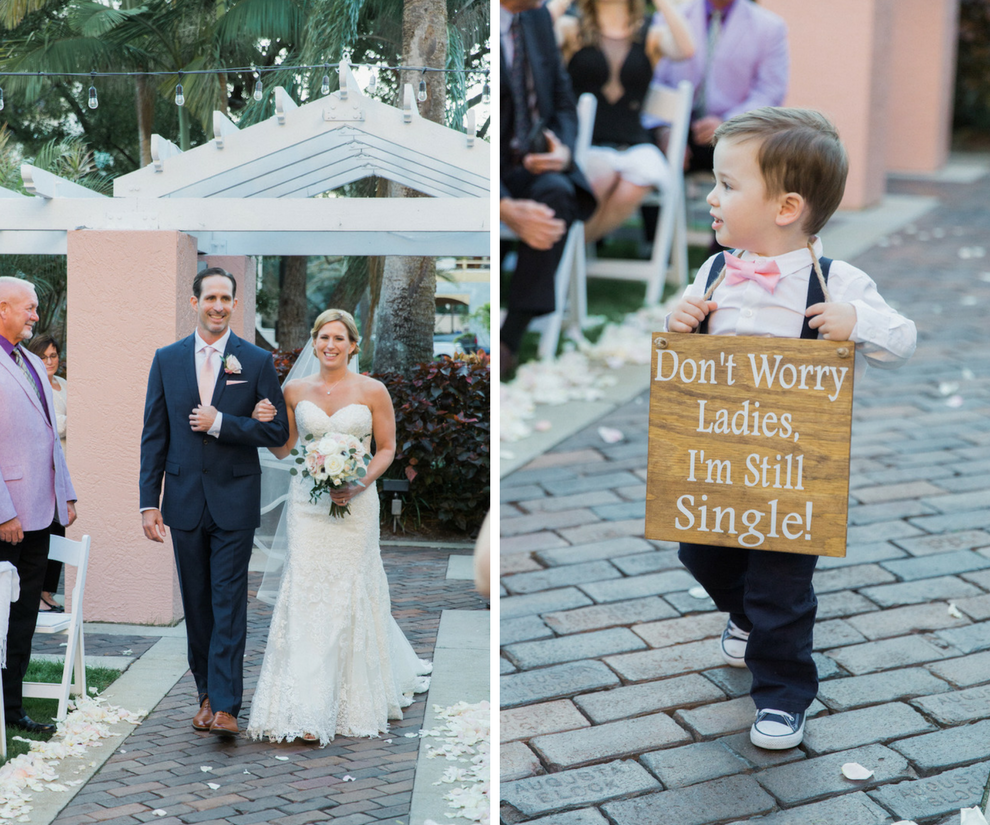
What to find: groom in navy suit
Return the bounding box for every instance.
[140,267,288,736]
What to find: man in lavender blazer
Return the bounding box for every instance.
[648,0,789,167]
[0,276,77,734]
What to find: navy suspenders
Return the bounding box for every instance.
[698,251,833,339]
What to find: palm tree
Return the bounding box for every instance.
[0,0,302,161]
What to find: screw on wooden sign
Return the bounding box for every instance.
[646,333,855,557]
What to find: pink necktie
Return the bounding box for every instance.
[724,252,782,294]
[198,346,215,406]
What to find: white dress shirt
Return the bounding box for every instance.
[195,328,230,437]
[667,237,917,370]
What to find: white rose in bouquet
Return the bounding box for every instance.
[323,454,347,476]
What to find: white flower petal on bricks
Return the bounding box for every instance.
[840,762,873,780]
[960,808,990,825]
[947,602,964,619]
[598,426,624,443]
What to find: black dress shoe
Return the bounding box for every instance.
[9,714,56,734]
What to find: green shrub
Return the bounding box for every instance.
[956,0,990,133]
[371,353,490,535]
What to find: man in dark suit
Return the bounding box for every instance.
[0,276,77,734]
[140,267,288,737]
[500,0,596,377]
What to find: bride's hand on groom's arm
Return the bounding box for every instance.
[251,398,277,422]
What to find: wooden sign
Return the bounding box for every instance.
[646,333,855,557]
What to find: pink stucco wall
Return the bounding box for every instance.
[762,0,958,207]
[885,0,959,172]
[762,0,892,208]
[66,230,197,624]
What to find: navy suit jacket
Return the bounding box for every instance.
[500,4,595,219]
[139,331,288,532]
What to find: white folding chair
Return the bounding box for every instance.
[0,560,19,758]
[584,79,694,305]
[501,93,597,361]
[23,534,90,721]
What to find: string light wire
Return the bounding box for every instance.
[0,61,489,108]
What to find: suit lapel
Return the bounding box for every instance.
[181,335,200,406]
[211,332,238,407]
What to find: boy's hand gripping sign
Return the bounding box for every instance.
[646,333,855,557]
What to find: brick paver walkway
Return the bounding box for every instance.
[499,173,990,825]
[47,544,485,825]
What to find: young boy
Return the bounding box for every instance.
[667,107,917,749]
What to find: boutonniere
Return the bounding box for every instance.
[222,354,242,375]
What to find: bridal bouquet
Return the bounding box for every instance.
[289,431,371,518]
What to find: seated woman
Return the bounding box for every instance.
[557,0,694,243]
[27,334,67,613]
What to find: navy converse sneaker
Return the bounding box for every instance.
[750,708,806,750]
[720,619,750,668]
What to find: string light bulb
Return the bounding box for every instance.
[417,73,427,102]
[88,74,98,109]
[482,77,490,104]
[253,74,263,101]
[368,71,377,93]
[0,87,4,112]
[321,64,330,96]
[175,73,185,106]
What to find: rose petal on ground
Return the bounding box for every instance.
[948,602,964,619]
[947,395,965,408]
[598,426,623,443]
[689,586,708,599]
[206,782,220,790]
[960,807,989,825]
[274,756,289,761]
[342,775,355,782]
[840,762,874,780]
[533,420,552,432]
[200,766,213,772]
[152,810,167,817]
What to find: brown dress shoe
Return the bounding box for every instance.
[192,697,214,731]
[210,711,239,736]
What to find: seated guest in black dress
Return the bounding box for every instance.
[558,0,693,243]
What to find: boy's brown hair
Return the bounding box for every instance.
[713,107,848,236]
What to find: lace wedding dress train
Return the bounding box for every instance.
[247,402,431,744]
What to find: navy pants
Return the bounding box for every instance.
[501,166,580,316]
[679,543,819,712]
[171,508,254,717]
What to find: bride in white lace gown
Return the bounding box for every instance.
[247,309,431,745]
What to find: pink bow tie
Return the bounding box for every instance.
[723,252,782,293]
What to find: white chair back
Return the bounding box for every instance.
[24,534,91,721]
[573,93,597,171]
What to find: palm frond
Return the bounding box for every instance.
[214,0,305,48]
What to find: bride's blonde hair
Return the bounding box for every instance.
[311,308,359,361]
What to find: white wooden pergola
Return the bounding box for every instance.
[0,64,490,626]
[0,62,489,257]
